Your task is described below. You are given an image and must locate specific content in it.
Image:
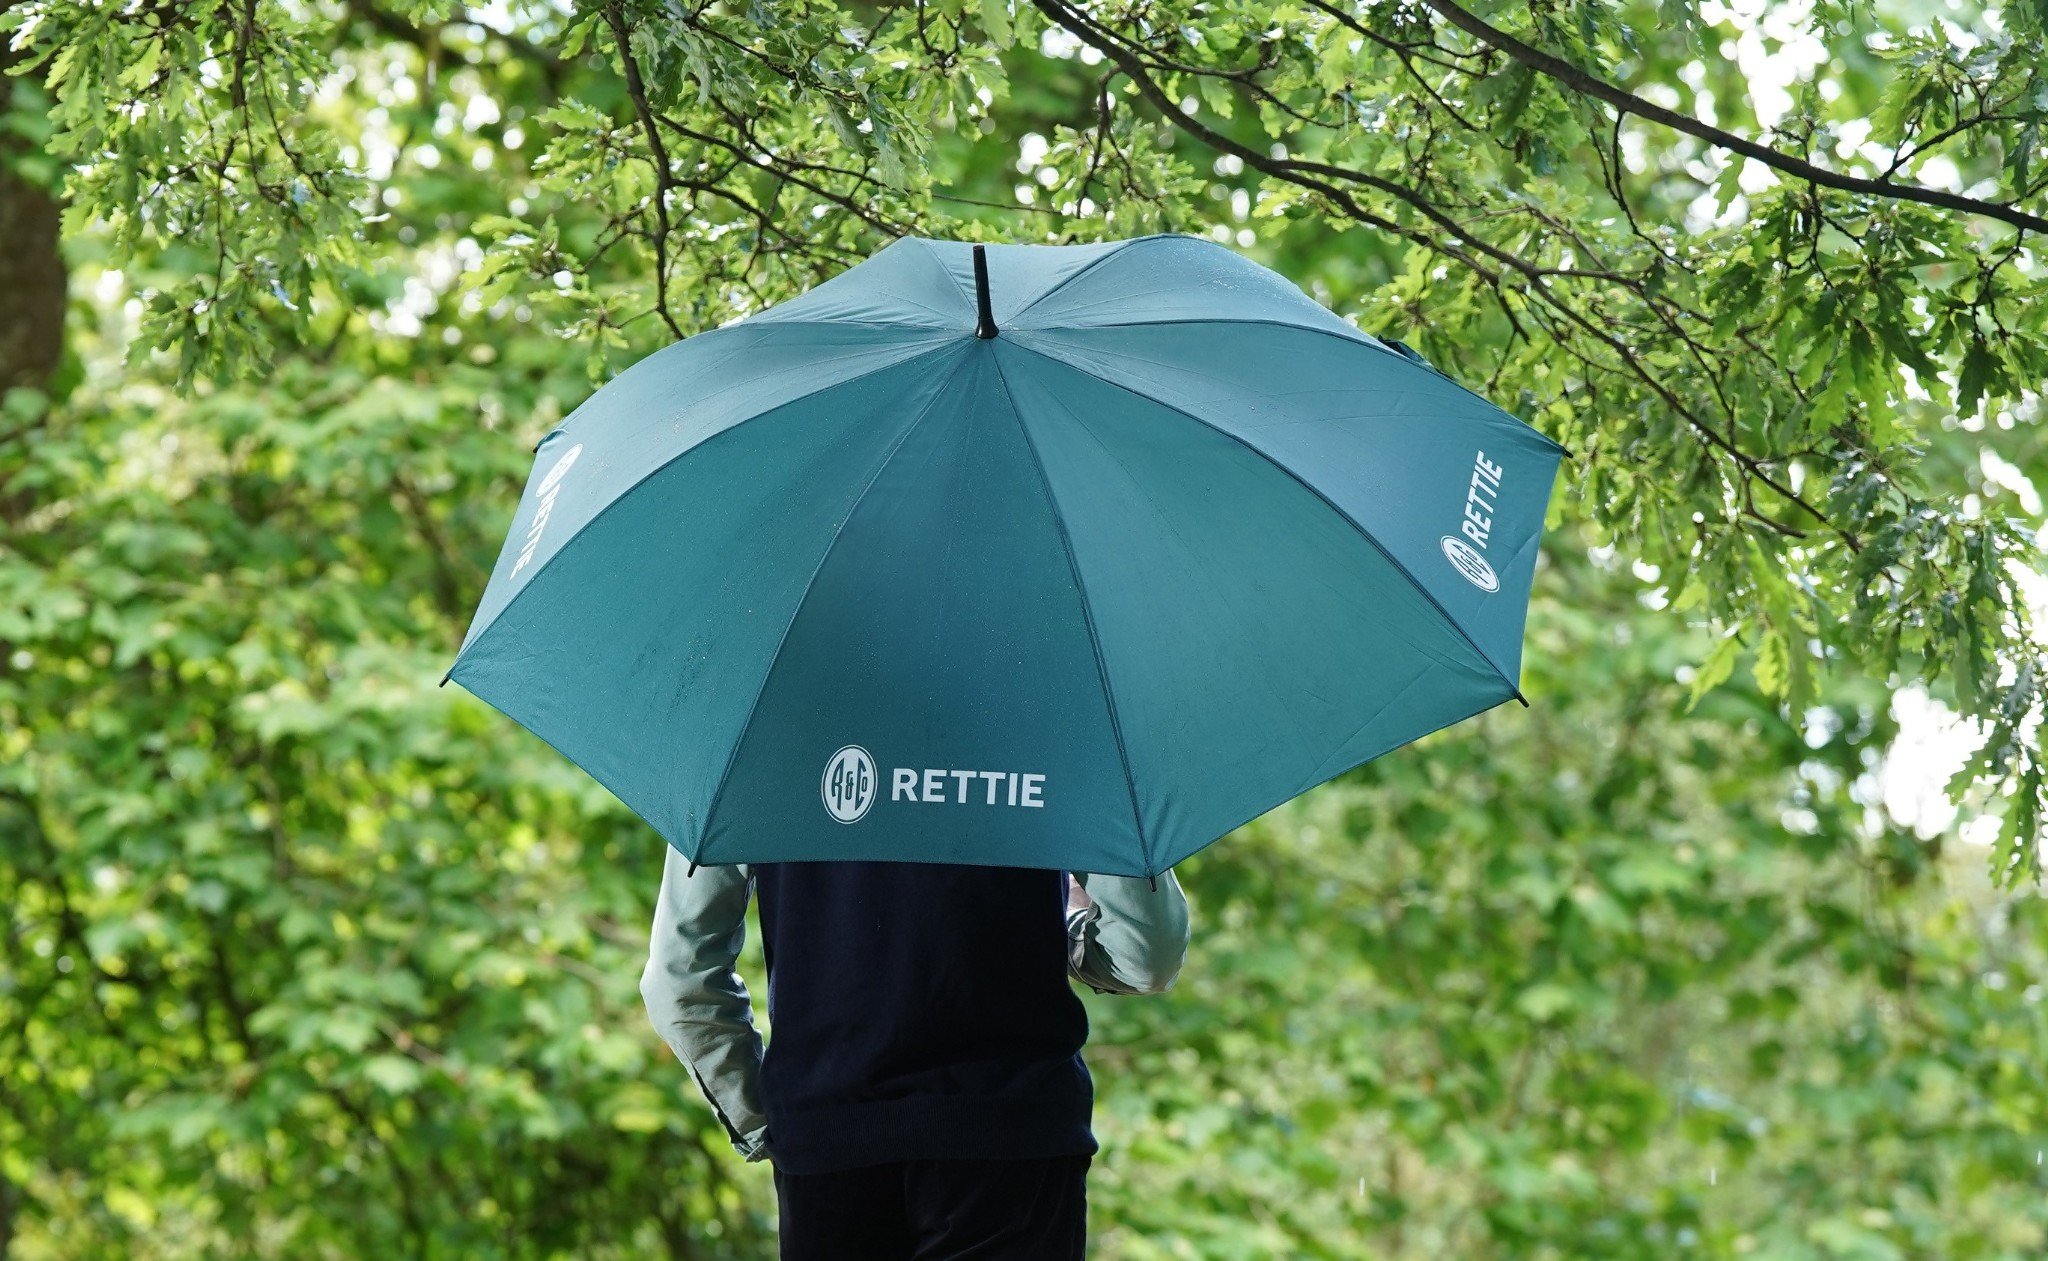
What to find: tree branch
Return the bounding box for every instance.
[1031,0,1848,546]
[1415,0,2048,235]
[601,4,686,341]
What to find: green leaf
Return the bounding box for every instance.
[1515,981,1576,1021]
[362,1055,425,1095]
[979,0,1014,48]
[1689,633,1743,709]
[1954,336,1999,414]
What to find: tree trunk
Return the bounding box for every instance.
[0,26,67,398]
[0,26,61,1249]
[0,1168,17,1260]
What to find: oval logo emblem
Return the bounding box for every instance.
[820,745,877,824]
[1441,536,1499,592]
[537,443,584,494]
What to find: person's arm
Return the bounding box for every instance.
[1066,869,1191,995]
[639,847,771,1161]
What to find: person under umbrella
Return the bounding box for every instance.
[641,852,1188,1259]
[447,235,1562,1259]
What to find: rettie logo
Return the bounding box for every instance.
[820,746,1047,822]
[1441,449,1503,593]
[821,745,877,824]
[510,443,584,580]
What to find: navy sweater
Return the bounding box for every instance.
[751,860,1097,1174]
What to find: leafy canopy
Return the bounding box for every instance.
[11,0,2046,874]
[4,0,2048,1258]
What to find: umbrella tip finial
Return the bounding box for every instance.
[972,245,997,339]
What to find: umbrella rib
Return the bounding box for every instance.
[693,347,971,863]
[1001,233,1176,327]
[1149,690,1523,874]
[1003,337,1528,709]
[748,315,959,332]
[913,237,978,312]
[1062,313,1389,353]
[1055,318,1572,457]
[520,321,952,453]
[447,339,960,679]
[985,347,1153,876]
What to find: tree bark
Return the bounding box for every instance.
[0,27,67,399]
[0,1168,16,1261]
[0,33,61,1250]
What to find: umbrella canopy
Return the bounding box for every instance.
[447,235,1566,877]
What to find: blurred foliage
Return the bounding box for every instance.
[3,0,2048,1258]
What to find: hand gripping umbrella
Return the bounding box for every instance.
[446,236,1566,878]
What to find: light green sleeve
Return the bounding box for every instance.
[639,848,771,1161]
[1067,869,1192,995]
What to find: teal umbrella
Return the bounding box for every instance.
[447,236,1565,877]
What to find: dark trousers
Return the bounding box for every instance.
[773,1154,1090,1260]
